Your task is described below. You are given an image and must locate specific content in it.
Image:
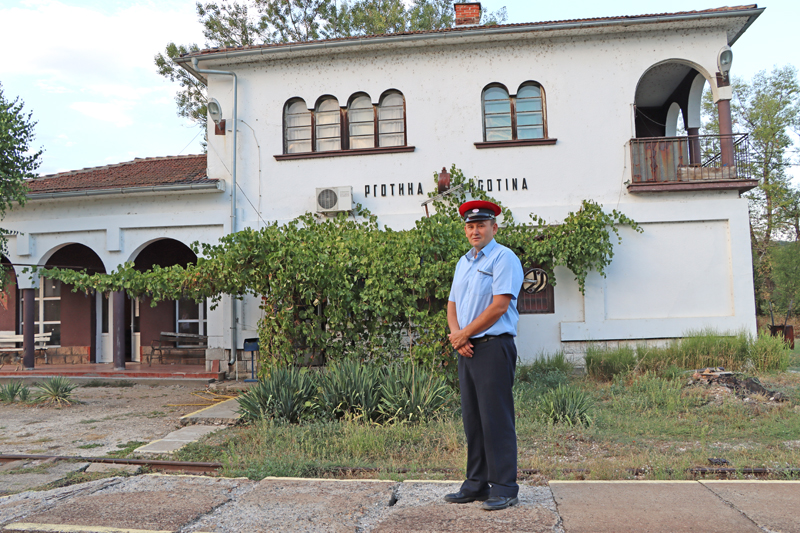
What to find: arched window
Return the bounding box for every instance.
[315,96,341,152]
[516,82,545,139]
[481,82,548,143]
[378,91,405,147]
[348,94,375,149]
[284,99,311,154]
[482,85,512,142]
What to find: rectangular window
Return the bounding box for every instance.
[176,298,207,344]
[19,278,61,345]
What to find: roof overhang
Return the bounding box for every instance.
[25,181,225,202]
[175,6,764,83]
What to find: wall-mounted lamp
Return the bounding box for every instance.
[438,167,451,193]
[208,98,226,135]
[717,46,733,87]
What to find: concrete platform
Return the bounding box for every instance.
[133,426,223,455]
[702,481,800,533]
[180,398,240,426]
[2,477,799,532]
[550,480,765,533]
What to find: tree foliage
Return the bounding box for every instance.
[702,66,800,313]
[156,0,508,132]
[1,83,41,282]
[34,166,639,377]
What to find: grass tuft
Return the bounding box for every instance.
[537,384,593,427]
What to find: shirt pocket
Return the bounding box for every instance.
[471,269,494,295]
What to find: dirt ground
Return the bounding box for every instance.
[0,383,213,456]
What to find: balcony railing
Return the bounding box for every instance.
[629,133,757,192]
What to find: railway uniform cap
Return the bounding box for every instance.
[459,200,501,223]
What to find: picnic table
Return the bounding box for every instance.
[148,331,208,366]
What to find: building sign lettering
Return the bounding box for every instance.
[363,178,528,198]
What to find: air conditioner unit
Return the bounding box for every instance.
[315,186,353,213]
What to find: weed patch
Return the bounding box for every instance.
[81,379,135,388]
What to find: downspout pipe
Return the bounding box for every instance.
[192,57,239,369]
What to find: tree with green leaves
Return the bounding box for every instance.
[0,83,40,271]
[702,66,800,312]
[156,0,507,134]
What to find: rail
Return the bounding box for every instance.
[630,133,752,184]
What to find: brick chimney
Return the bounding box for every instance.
[454,2,482,26]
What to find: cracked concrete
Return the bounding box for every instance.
[1,476,799,532]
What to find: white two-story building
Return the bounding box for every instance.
[4,3,762,372]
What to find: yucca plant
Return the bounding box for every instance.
[34,376,77,406]
[237,365,318,423]
[317,359,384,422]
[538,384,593,427]
[0,381,27,403]
[379,363,455,424]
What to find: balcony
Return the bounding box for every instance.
[628,134,758,193]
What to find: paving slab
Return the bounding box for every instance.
[12,475,242,532]
[133,425,222,455]
[550,481,763,533]
[702,481,800,533]
[370,482,562,533]
[180,398,240,426]
[0,463,89,496]
[186,478,395,533]
[84,463,142,475]
[0,477,122,527]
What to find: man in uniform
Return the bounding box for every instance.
[444,199,524,511]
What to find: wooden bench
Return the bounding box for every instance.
[0,333,52,363]
[148,332,208,366]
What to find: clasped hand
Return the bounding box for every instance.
[448,329,474,358]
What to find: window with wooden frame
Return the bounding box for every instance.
[278,91,412,159]
[315,96,342,152]
[284,98,312,154]
[477,81,554,149]
[517,266,555,314]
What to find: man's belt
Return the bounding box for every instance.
[470,333,512,344]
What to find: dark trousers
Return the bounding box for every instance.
[458,335,518,498]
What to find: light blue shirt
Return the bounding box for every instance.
[448,239,524,338]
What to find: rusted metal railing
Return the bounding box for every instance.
[630,133,751,184]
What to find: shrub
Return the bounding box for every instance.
[518,352,573,383]
[0,381,29,403]
[379,363,455,424]
[34,376,77,406]
[585,344,637,380]
[237,366,318,423]
[317,360,384,422]
[537,384,593,426]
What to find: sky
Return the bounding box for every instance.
[0,0,798,176]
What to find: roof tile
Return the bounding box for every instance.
[26,154,211,195]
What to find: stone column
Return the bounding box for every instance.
[22,288,35,369]
[717,99,735,168]
[687,127,701,166]
[112,291,126,370]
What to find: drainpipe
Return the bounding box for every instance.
[192,57,239,369]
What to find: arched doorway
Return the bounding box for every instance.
[43,244,106,363]
[131,239,203,364]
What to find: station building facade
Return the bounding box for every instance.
[3,4,763,370]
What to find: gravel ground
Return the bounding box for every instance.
[0,383,213,456]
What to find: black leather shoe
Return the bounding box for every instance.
[481,496,519,510]
[443,490,490,504]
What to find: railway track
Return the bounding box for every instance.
[0,454,222,475]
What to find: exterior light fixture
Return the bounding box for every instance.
[438,167,451,193]
[207,98,224,125]
[717,46,733,86]
[207,98,226,135]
